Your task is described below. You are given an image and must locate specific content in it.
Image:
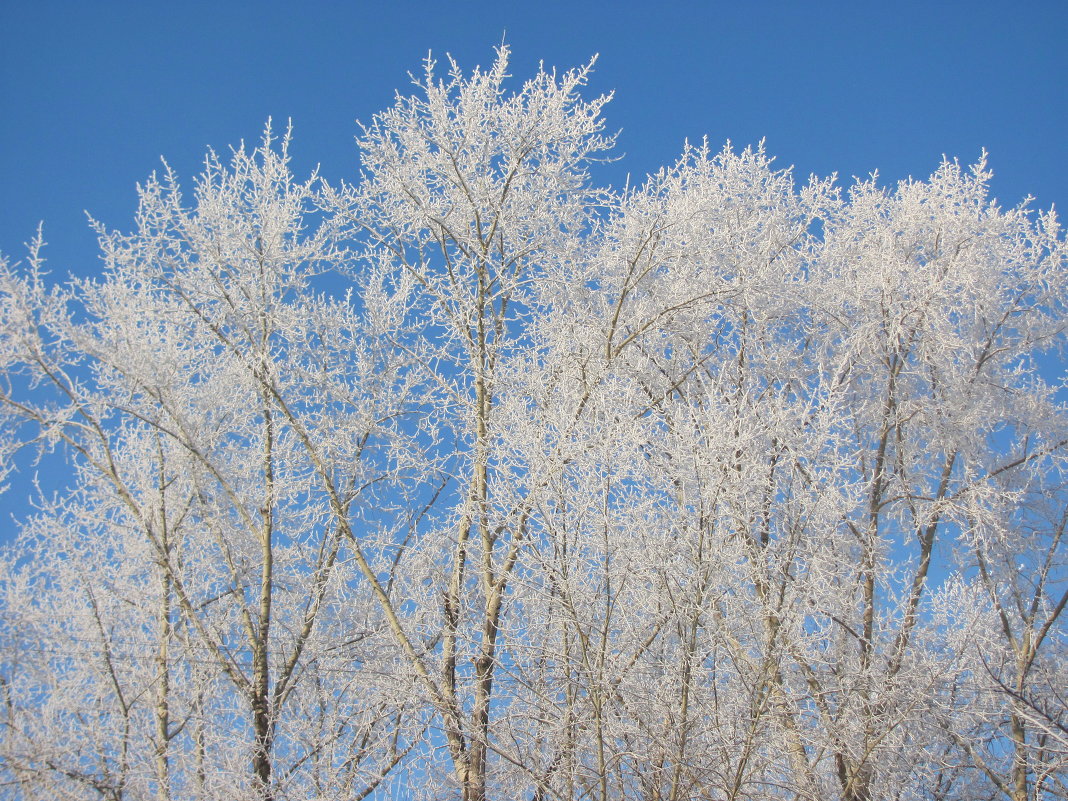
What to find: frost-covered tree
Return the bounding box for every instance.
[0,129,421,801]
[0,47,1065,801]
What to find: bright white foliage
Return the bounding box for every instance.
[0,48,1065,801]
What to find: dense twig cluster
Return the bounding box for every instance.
[0,48,1065,801]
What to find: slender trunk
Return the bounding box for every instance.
[155,567,172,801]
[465,326,498,799]
[1009,646,1031,801]
[154,439,173,801]
[1009,708,1030,801]
[252,395,276,800]
[670,513,712,801]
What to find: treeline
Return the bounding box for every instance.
[0,49,1065,801]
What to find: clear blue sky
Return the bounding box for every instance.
[1,0,1066,519]
[2,0,1066,276]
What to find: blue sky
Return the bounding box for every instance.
[0,1,1065,516]
[2,0,1066,277]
